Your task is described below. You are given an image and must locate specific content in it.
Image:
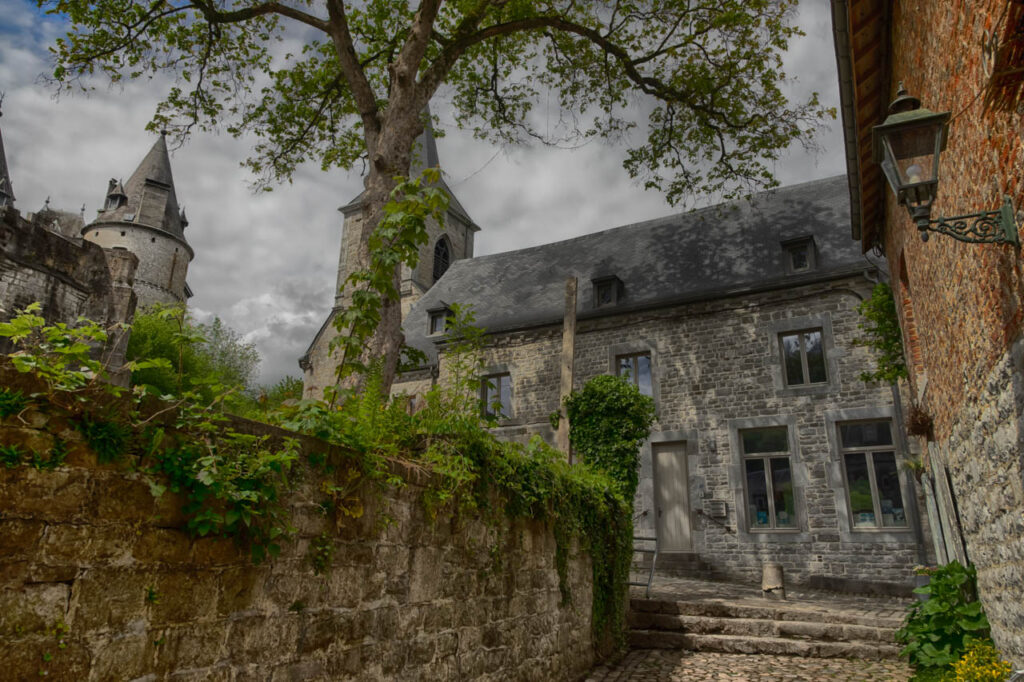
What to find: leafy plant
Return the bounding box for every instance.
[77,415,131,464]
[896,562,991,670]
[126,304,257,409]
[0,387,29,418]
[564,374,657,501]
[31,438,68,471]
[147,430,301,563]
[0,303,118,401]
[1,443,24,468]
[951,638,1012,681]
[309,531,335,575]
[855,282,909,384]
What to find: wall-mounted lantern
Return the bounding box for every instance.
[872,83,1019,246]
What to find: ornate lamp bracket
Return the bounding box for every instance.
[915,196,1020,247]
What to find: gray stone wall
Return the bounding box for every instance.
[408,275,932,591]
[84,222,190,308]
[927,338,1024,667]
[0,207,137,329]
[0,403,597,681]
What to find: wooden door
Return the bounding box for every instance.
[653,441,692,551]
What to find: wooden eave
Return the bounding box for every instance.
[831,0,891,252]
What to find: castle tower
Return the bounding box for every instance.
[301,112,480,397]
[0,101,14,209]
[82,133,193,308]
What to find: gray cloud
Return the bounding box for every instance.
[0,0,846,385]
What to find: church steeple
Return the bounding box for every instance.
[0,97,15,209]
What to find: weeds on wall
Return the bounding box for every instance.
[1,300,635,654]
[854,282,909,384]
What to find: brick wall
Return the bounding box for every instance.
[0,386,596,681]
[878,0,1024,665]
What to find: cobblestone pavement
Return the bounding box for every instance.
[584,650,913,681]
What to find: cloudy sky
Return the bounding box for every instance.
[0,0,845,386]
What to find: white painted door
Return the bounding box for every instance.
[653,442,692,551]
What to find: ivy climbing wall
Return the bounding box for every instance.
[0,388,596,680]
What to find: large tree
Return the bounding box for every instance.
[44,0,830,393]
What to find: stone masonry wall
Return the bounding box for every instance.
[0,398,596,680]
[410,275,932,591]
[881,0,1024,666]
[0,206,137,335]
[925,339,1024,666]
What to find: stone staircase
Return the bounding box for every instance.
[628,596,905,660]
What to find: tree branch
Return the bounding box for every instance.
[324,0,381,145]
[190,0,328,32]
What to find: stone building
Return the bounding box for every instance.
[832,0,1024,664]
[301,119,480,395]
[0,105,193,314]
[0,107,193,373]
[305,137,933,592]
[80,132,194,309]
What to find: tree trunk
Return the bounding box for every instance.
[338,106,421,398]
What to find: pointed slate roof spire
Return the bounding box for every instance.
[0,97,15,208]
[94,131,187,241]
[408,108,474,227]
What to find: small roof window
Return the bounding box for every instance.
[427,304,453,335]
[781,237,816,274]
[591,275,624,309]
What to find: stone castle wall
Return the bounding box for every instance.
[84,222,189,308]
[0,206,137,344]
[410,275,932,591]
[0,390,596,681]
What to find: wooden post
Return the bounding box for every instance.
[556,277,577,461]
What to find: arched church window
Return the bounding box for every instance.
[433,237,451,282]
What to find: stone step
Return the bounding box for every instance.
[629,612,897,643]
[630,598,905,629]
[628,630,903,660]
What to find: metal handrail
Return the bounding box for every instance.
[627,534,659,598]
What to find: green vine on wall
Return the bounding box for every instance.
[854,282,909,384]
[1,303,635,656]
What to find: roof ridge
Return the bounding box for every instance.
[464,174,848,264]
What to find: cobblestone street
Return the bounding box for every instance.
[584,650,913,681]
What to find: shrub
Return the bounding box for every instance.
[896,562,991,670]
[855,282,908,384]
[952,639,1012,682]
[564,374,656,500]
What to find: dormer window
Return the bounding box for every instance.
[592,275,624,308]
[105,195,125,210]
[427,304,453,335]
[782,237,816,273]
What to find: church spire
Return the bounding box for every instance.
[0,95,15,208]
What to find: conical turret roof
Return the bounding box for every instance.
[91,133,187,241]
[0,104,15,206]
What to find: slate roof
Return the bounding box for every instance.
[0,107,14,205]
[88,133,189,243]
[403,175,874,362]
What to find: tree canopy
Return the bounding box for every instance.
[44,0,832,394]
